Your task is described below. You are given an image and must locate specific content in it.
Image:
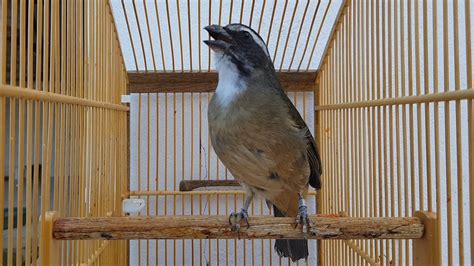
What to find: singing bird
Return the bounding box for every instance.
[204,24,322,262]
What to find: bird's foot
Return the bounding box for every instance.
[228,208,250,238]
[295,200,311,238]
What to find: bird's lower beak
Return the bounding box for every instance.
[204,25,232,52]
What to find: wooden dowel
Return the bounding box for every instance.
[314,0,348,70]
[125,190,318,197]
[413,211,440,265]
[316,88,474,110]
[343,240,380,266]
[0,84,129,111]
[303,1,331,71]
[128,71,317,93]
[39,211,60,265]
[120,0,139,71]
[179,180,241,191]
[52,215,424,241]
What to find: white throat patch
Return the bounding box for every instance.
[214,54,246,107]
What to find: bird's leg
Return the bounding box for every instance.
[229,191,254,236]
[295,193,311,237]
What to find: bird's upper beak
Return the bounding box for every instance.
[204,25,233,52]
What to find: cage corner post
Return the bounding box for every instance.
[40,211,60,265]
[413,211,440,266]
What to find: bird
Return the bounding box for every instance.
[204,23,322,262]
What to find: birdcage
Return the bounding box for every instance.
[1,0,472,265]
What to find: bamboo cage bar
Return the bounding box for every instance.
[52,214,424,241]
[317,0,473,265]
[116,0,336,72]
[343,240,380,266]
[1,0,472,265]
[316,88,474,110]
[0,84,129,111]
[1,0,128,265]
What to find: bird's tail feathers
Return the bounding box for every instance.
[273,206,309,262]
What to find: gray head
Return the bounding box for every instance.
[204,24,274,76]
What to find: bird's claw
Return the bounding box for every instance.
[229,209,250,239]
[295,205,311,238]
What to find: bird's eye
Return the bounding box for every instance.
[243,31,252,39]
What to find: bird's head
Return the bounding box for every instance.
[204,24,273,76]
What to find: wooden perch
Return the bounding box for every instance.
[127,71,317,93]
[53,215,424,241]
[179,180,241,191]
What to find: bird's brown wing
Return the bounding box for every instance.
[280,92,322,190]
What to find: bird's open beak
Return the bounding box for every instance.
[204,25,232,52]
